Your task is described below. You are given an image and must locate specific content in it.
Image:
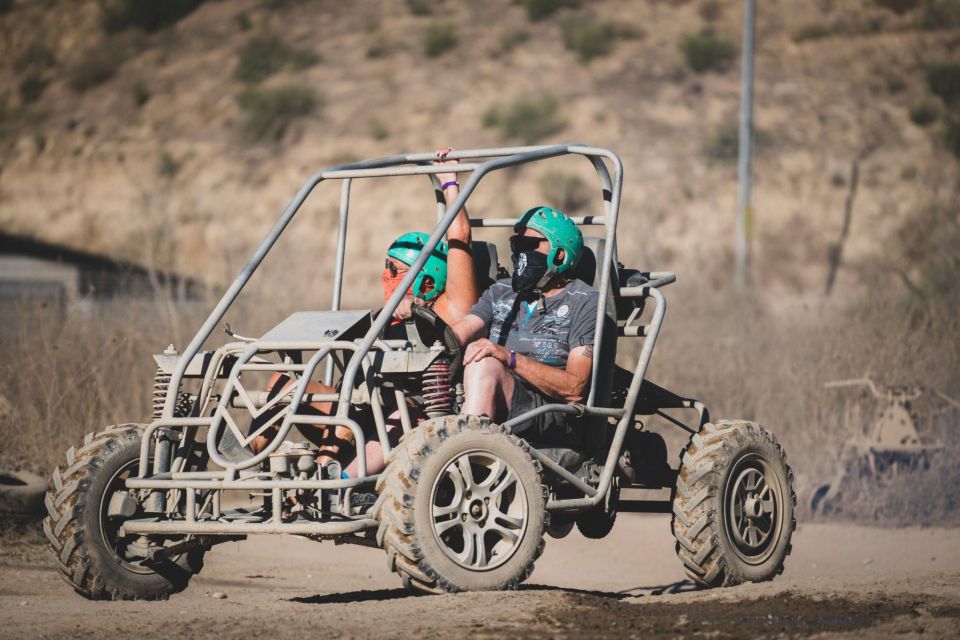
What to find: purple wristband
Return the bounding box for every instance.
[508,350,516,370]
[440,180,459,190]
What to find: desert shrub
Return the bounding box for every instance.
[366,34,391,59]
[235,35,281,82]
[944,116,960,158]
[561,16,615,62]
[920,0,960,29]
[0,0,12,14]
[703,122,739,163]
[102,0,205,33]
[235,11,252,31]
[237,85,318,142]
[699,0,724,21]
[926,61,960,102]
[158,149,181,178]
[482,94,566,144]
[703,121,772,163]
[368,117,388,141]
[909,100,939,126]
[68,42,122,92]
[680,31,737,73]
[523,0,580,21]
[539,171,590,212]
[791,23,832,42]
[423,21,457,57]
[614,24,645,40]
[235,33,319,84]
[132,81,151,107]
[18,73,48,104]
[499,28,531,54]
[14,42,56,74]
[406,0,432,16]
[873,0,920,13]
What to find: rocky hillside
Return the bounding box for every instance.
[0,0,957,309]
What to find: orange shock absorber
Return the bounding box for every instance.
[422,356,454,418]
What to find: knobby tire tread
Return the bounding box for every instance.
[671,420,796,589]
[43,424,204,600]
[373,415,546,594]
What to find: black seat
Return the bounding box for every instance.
[571,236,619,323]
[471,240,500,293]
[571,237,621,462]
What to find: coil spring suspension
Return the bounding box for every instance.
[422,356,454,417]
[153,367,192,419]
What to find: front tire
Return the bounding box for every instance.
[672,420,795,588]
[374,415,547,594]
[43,424,205,600]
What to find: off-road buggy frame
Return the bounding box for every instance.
[45,145,795,599]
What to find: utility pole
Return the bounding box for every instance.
[735,0,755,291]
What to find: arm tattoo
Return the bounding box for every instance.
[583,345,594,358]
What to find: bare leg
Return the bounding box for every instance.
[248,373,347,460]
[461,356,515,421]
[344,412,407,477]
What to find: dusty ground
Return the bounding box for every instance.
[1,514,958,639]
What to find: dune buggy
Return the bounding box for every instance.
[45,145,795,599]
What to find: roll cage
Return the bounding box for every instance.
[123,144,707,538]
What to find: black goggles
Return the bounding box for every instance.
[509,234,548,253]
[384,259,409,277]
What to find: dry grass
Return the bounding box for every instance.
[0,296,206,471]
[3,278,957,526]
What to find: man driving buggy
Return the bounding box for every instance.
[452,207,599,462]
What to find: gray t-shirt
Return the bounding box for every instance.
[468,279,599,368]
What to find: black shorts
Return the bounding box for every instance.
[507,372,581,451]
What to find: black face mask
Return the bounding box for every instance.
[511,250,549,294]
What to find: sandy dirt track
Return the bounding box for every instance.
[2,514,959,639]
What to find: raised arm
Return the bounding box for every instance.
[432,147,478,325]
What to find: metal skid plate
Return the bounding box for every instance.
[259,310,372,345]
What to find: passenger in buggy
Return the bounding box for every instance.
[247,148,478,476]
[451,206,599,468]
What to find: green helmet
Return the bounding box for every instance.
[386,231,448,302]
[515,205,584,281]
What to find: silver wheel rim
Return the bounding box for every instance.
[99,456,187,573]
[99,458,156,574]
[430,449,528,571]
[724,453,782,564]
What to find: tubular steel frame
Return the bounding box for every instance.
[123,144,699,537]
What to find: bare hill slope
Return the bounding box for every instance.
[0,0,957,305]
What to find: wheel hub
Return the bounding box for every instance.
[431,450,528,571]
[724,455,783,564]
[468,500,486,521]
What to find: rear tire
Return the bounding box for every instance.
[374,415,547,594]
[43,424,205,600]
[671,420,795,588]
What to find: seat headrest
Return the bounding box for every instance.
[472,240,499,291]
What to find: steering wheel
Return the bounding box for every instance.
[410,304,462,375]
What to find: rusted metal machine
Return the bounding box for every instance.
[809,377,958,515]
